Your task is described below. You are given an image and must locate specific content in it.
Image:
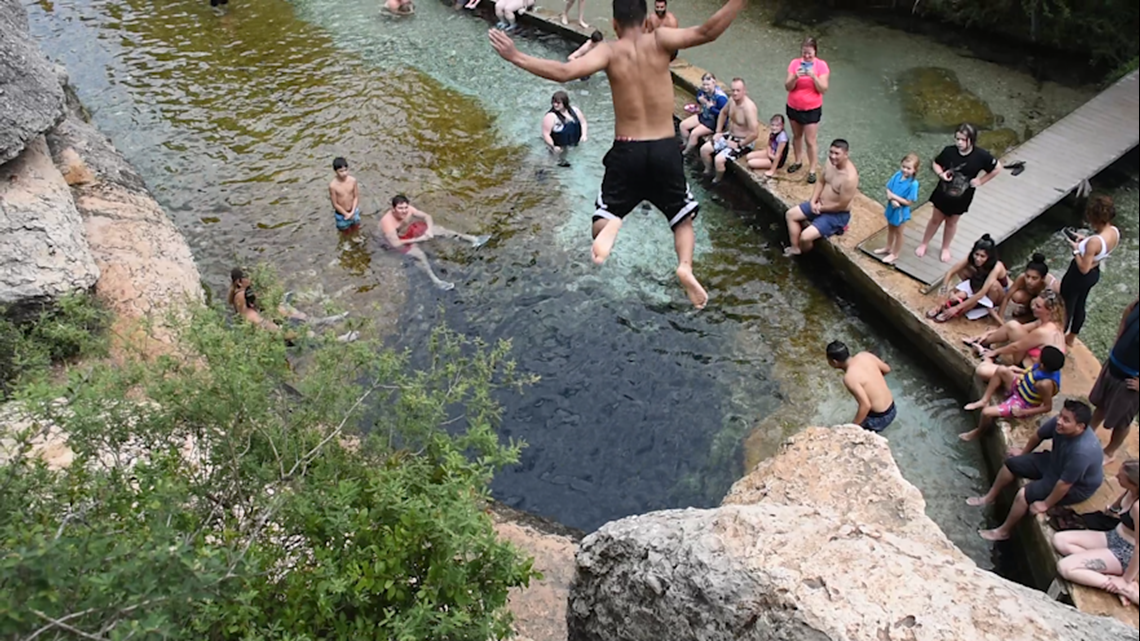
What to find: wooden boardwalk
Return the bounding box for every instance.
[858,70,1140,285]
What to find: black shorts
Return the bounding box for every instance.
[786,104,822,125]
[929,188,972,217]
[1004,452,1092,506]
[595,138,699,229]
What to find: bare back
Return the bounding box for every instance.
[845,352,893,413]
[602,33,677,140]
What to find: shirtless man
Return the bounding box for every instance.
[489,0,747,309]
[645,0,677,31]
[384,0,415,14]
[784,139,858,255]
[826,340,897,432]
[378,194,490,291]
[329,157,360,233]
[698,77,758,184]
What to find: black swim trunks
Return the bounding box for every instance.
[595,138,698,229]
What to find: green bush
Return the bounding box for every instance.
[0,303,538,640]
[0,294,110,399]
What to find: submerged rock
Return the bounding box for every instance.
[567,426,1134,641]
[0,0,66,164]
[978,127,1021,157]
[897,67,996,134]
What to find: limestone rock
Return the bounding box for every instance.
[567,427,1134,641]
[1,137,100,315]
[977,127,1021,158]
[898,67,996,134]
[0,0,66,164]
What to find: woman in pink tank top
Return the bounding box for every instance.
[782,36,830,185]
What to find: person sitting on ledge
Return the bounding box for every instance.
[826,340,896,432]
[1053,458,1139,606]
[959,344,1063,442]
[966,288,1067,380]
[998,252,1059,322]
[967,399,1104,542]
[384,0,415,14]
[783,139,857,256]
[924,234,1007,324]
[744,113,789,178]
[678,72,728,155]
[698,77,758,184]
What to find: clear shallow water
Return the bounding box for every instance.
[28,0,1015,566]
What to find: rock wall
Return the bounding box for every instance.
[566,426,1134,641]
[0,0,202,345]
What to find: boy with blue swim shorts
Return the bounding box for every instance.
[329,157,361,232]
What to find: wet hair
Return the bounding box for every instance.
[391,194,410,207]
[227,267,248,308]
[613,0,647,27]
[590,30,603,42]
[825,340,850,363]
[829,139,849,152]
[901,152,919,169]
[956,123,978,146]
[1122,459,1139,491]
[1025,252,1049,278]
[552,90,571,109]
[1084,194,1116,227]
[1038,345,1065,373]
[801,36,818,54]
[332,157,348,170]
[1062,399,1092,428]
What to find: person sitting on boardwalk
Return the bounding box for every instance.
[872,153,920,265]
[915,123,1002,263]
[959,344,1064,442]
[744,114,789,178]
[679,73,728,155]
[384,0,415,15]
[924,234,1008,324]
[967,288,1067,378]
[1091,298,1139,463]
[967,399,1104,542]
[378,194,491,291]
[826,341,896,432]
[569,30,604,60]
[699,78,759,184]
[1053,458,1139,606]
[783,139,857,256]
[542,90,588,166]
[1060,194,1120,346]
[782,36,829,185]
[998,252,1059,322]
[488,0,749,310]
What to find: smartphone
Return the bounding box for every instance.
[799,61,813,73]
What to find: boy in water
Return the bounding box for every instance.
[329,157,360,233]
[826,340,896,432]
[378,194,490,291]
[489,0,747,309]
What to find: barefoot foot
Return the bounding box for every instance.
[915,243,927,258]
[471,234,492,248]
[578,19,589,28]
[873,247,890,255]
[959,429,982,441]
[963,400,986,411]
[435,280,455,291]
[966,496,992,507]
[783,246,801,257]
[979,528,1010,542]
[883,253,898,265]
[559,12,567,24]
[591,219,622,264]
[676,265,709,309]
[940,248,953,263]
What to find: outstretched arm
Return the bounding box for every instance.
[490,29,610,82]
[654,0,747,51]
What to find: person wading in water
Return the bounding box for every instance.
[488,0,747,309]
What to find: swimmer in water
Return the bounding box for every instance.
[377,194,491,291]
[384,0,415,14]
[489,0,747,309]
[329,157,361,233]
[569,30,604,61]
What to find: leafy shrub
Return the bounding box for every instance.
[0,303,538,640]
[0,294,109,398]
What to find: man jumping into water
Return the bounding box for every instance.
[488,0,747,309]
[378,194,490,291]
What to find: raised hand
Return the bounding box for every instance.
[488,28,519,62]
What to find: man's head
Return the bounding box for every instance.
[1055,399,1092,436]
[654,0,667,17]
[828,139,849,167]
[230,267,249,287]
[590,29,604,43]
[1038,345,1065,373]
[825,340,850,369]
[391,194,411,218]
[613,0,647,32]
[332,156,349,178]
[730,78,746,102]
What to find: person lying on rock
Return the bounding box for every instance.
[958,344,1063,442]
[967,399,1104,542]
[825,340,896,432]
[1053,459,1139,607]
[227,268,355,342]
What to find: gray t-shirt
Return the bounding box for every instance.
[1037,417,1104,502]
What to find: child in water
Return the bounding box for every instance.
[744,114,789,178]
[328,157,360,233]
[875,153,920,265]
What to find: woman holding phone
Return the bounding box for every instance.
[783,36,830,185]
